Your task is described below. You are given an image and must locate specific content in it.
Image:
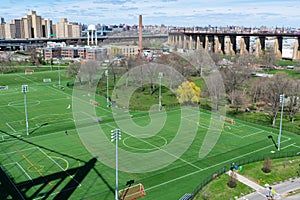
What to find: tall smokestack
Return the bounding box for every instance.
[139,15,143,54]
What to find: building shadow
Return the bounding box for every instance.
[0,129,114,199]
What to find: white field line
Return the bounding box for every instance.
[6,122,17,132]
[222,129,242,138]
[281,143,296,150]
[105,123,203,171]
[37,147,82,186]
[292,144,300,149]
[145,138,291,192]
[2,162,32,180]
[241,130,265,138]
[15,162,32,180]
[0,147,38,156]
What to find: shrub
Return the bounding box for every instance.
[262,157,272,173]
[227,171,237,188]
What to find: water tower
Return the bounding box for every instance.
[87,24,97,46]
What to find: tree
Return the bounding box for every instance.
[227,171,237,188]
[286,79,300,123]
[204,71,226,111]
[262,157,272,173]
[263,73,290,126]
[259,49,278,71]
[177,81,201,105]
[221,64,251,113]
[79,60,100,87]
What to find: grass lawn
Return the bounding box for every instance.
[239,156,300,186]
[193,173,255,200]
[194,155,300,200]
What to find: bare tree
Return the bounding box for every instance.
[221,64,251,112]
[264,73,290,126]
[259,49,278,70]
[249,77,267,104]
[286,79,300,123]
[79,60,100,87]
[204,71,226,111]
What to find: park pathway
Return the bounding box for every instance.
[226,171,300,199]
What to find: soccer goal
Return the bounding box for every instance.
[25,69,34,75]
[118,183,146,200]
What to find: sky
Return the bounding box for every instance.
[1,0,300,28]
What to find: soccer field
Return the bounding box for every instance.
[0,71,299,199]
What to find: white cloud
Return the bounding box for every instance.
[0,0,299,27]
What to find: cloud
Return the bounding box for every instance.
[0,0,299,27]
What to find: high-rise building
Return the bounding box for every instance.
[1,11,80,39]
[27,10,42,38]
[11,19,23,38]
[0,18,5,38]
[42,18,52,38]
[54,18,82,38]
[22,16,32,39]
[4,23,16,39]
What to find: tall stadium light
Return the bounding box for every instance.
[58,59,61,87]
[278,94,285,151]
[158,72,163,111]
[22,85,29,136]
[105,70,109,107]
[111,129,121,200]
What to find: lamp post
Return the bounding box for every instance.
[111,129,121,200]
[158,72,163,111]
[22,85,29,136]
[278,94,285,151]
[105,70,109,107]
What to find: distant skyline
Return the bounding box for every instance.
[1,0,300,28]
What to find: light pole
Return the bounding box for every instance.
[111,129,121,200]
[158,72,163,111]
[58,59,61,87]
[105,70,109,107]
[22,85,29,136]
[278,94,285,151]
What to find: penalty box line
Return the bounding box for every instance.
[3,162,33,181]
[37,147,82,187]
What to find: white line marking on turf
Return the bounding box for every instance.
[145,138,291,192]
[3,162,32,181]
[281,143,296,150]
[241,130,264,138]
[105,123,203,170]
[37,147,82,186]
[0,147,38,156]
[15,162,32,180]
[292,144,300,149]
[6,122,17,132]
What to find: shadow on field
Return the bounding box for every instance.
[0,129,115,199]
[28,122,49,135]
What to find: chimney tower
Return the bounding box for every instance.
[139,15,143,54]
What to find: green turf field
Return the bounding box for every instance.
[0,70,299,199]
